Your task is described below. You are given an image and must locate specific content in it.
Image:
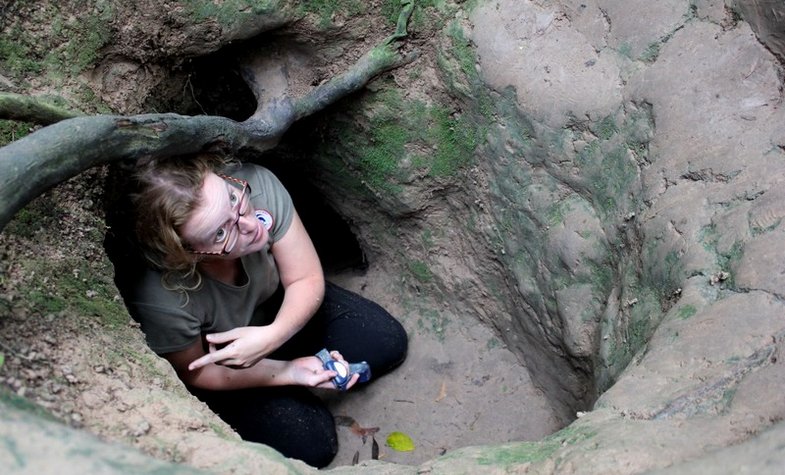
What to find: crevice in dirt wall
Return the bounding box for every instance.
[264,156,368,274]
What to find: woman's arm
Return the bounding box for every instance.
[187,211,324,370]
[167,339,355,391]
[266,209,326,344]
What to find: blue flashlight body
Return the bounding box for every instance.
[349,362,372,383]
[315,349,372,391]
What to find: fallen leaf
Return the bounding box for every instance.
[335,415,379,441]
[386,431,415,452]
[356,425,380,438]
[435,380,447,402]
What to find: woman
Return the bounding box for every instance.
[106,153,407,467]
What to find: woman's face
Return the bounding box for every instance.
[179,172,270,258]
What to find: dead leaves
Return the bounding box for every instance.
[334,415,379,442]
[335,415,381,464]
[372,436,379,459]
[335,415,418,463]
[334,379,452,463]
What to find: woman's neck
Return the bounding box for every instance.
[197,258,244,286]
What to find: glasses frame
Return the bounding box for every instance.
[189,174,250,256]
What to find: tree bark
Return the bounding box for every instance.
[0,2,415,232]
[0,92,81,125]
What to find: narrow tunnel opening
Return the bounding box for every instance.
[173,50,257,121]
[157,46,576,465]
[263,157,369,275]
[0,47,591,471]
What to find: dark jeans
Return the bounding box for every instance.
[188,282,408,468]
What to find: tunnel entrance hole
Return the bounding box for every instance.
[147,38,580,466]
[264,157,369,275]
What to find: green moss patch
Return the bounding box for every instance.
[677,304,697,320]
[299,0,365,27]
[1,1,114,83]
[313,85,484,198]
[0,120,33,146]
[185,0,279,25]
[476,424,596,466]
[14,256,126,328]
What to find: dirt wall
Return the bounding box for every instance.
[2,0,785,474]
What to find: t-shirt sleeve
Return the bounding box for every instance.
[127,301,202,354]
[240,164,295,242]
[120,269,204,355]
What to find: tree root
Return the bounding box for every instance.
[0,3,417,232]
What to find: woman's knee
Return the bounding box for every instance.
[321,282,408,373]
[195,387,338,467]
[379,317,408,373]
[285,427,338,468]
[257,395,337,467]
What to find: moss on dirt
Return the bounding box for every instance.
[1,386,60,422]
[60,6,113,75]
[299,0,365,27]
[12,255,125,329]
[186,0,281,25]
[356,116,408,194]
[0,36,42,76]
[474,423,596,466]
[576,137,639,219]
[0,120,33,145]
[698,223,745,291]
[426,105,482,176]
[640,41,662,63]
[407,259,433,283]
[598,238,680,387]
[417,307,448,342]
[0,1,114,83]
[482,99,664,392]
[677,304,697,319]
[440,21,493,118]
[312,83,483,200]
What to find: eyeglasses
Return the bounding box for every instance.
[190,175,250,256]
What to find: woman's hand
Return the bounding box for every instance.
[171,340,358,391]
[287,352,360,390]
[188,326,281,371]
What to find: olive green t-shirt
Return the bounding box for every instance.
[124,163,294,355]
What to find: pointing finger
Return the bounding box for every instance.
[188,353,212,371]
[189,349,228,370]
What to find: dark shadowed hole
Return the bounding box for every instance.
[171,48,257,120]
[264,158,367,274]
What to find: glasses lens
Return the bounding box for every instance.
[214,176,250,255]
[223,225,240,254]
[237,188,250,215]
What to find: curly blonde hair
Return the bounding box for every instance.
[131,153,230,289]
